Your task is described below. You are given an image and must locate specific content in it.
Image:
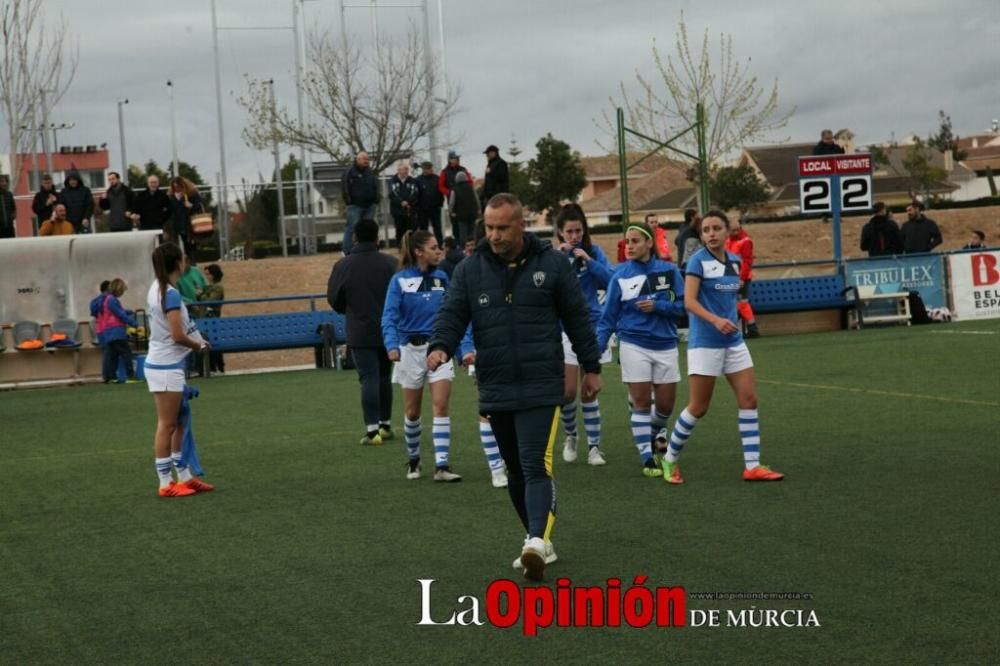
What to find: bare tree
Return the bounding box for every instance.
[239,27,458,173]
[597,14,793,168]
[0,0,77,189]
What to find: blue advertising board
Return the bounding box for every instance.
[843,255,946,309]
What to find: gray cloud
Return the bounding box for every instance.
[16,0,999,190]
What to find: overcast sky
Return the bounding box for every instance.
[19,0,1000,188]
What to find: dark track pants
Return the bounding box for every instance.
[485,405,560,540]
[351,346,393,429]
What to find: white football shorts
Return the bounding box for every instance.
[619,341,680,384]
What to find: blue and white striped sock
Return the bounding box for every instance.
[581,400,601,448]
[739,409,761,470]
[560,401,578,438]
[666,409,699,463]
[404,417,421,461]
[630,409,652,464]
[480,420,504,473]
[651,408,671,432]
[155,457,173,489]
[171,451,192,482]
[432,417,450,468]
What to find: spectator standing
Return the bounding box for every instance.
[389,162,420,245]
[437,150,471,201]
[0,175,15,238]
[964,230,986,250]
[860,202,902,257]
[99,172,135,232]
[437,236,465,278]
[199,263,226,374]
[39,204,75,236]
[340,151,380,256]
[449,171,480,246]
[428,193,602,581]
[481,144,510,209]
[725,216,760,338]
[674,208,702,269]
[59,171,95,234]
[176,255,207,308]
[32,174,60,230]
[168,177,203,255]
[812,129,846,156]
[416,160,444,243]
[901,203,943,254]
[131,176,172,233]
[644,213,672,261]
[95,278,138,383]
[327,219,400,445]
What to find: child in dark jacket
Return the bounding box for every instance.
[96,278,138,383]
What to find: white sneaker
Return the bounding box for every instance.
[406,460,422,480]
[562,435,578,463]
[433,467,462,482]
[512,537,558,569]
[518,537,547,581]
[587,447,607,466]
[491,469,508,488]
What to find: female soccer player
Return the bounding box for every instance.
[144,242,215,497]
[382,230,468,482]
[662,210,783,483]
[597,224,685,477]
[555,204,614,466]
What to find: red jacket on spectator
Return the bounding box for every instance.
[725,229,754,281]
[654,225,672,261]
[438,165,472,198]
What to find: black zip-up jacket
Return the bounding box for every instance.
[32,186,59,223]
[901,216,943,254]
[389,175,420,218]
[417,173,443,212]
[860,215,902,256]
[429,233,600,412]
[482,156,510,201]
[132,188,172,231]
[327,242,399,347]
[341,164,380,208]
[58,173,94,227]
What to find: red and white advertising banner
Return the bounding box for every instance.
[948,251,1000,320]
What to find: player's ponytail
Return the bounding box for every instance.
[400,229,434,269]
[151,242,184,310]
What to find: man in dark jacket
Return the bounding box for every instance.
[327,218,399,445]
[901,203,943,254]
[59,171,95,233]
[416,161,444,244]
[812,129,845,156]
[0,175,15,238]
[32,174,59,229]
[860,202,902,257]
[437,236,465,278]
[130,175,172,232]
[481,144,509,209]
[674,208,701,269]
[388,162,420,246]
[340,151,380,256]
[428,193,602,581]
[99,171,135,232]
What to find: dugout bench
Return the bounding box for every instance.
[193,295,347,377]
[747,274,860,335]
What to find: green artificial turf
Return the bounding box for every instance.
[2,320,997,663]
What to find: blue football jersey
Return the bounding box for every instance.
[685,247,743,349]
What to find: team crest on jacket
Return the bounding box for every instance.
[533,271,546,287]
[478,293,490,307]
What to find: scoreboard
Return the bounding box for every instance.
[798,153,873,214]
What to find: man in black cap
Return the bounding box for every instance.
[416,160,444,244]
[482,145,510,210]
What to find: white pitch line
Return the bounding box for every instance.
[926,330,997,335]
[758,379,999,408]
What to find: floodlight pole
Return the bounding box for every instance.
[211,0,231,257]
[116,98,129,176]
[266,80,289,258]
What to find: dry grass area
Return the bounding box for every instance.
[219,206,998,370]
